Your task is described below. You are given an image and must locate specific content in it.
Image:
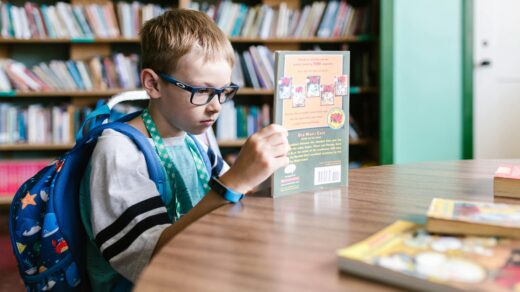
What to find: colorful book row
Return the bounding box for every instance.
[0,1,165,39]
[0,159,51,196]
[232,45,274,90]
[190,0,372,38]
[0,103,95,145]
[0,54,140,92]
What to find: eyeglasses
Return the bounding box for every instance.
[158,73,239,106]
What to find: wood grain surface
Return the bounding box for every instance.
[135,160,520,292]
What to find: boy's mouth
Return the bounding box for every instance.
[200,119,214,126]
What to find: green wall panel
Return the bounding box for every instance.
[393,0,463,163]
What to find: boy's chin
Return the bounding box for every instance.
[185,126,210,135]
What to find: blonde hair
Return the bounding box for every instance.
[140,9,234,74]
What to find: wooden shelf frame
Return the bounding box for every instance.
[0,87,378,98]
[0,36,377,44]
[0,144,75,151]
[0,196,12,205]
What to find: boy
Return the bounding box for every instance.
[79,9,289,291]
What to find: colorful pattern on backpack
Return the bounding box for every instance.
[9,110,167,291]
[10,159,83,291]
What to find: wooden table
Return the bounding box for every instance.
[135,160,520,292]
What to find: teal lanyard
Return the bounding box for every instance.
[141,109,210,220]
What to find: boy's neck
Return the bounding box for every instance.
[147,106,185,138]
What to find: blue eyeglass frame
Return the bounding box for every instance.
[158,72,240,105]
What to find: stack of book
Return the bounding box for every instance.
[0,1,165,39]
[0,54,140,92]
[337,198,520,291]
[190,0,372,38]
[494,164,520,198]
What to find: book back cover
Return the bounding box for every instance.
[271,51,350,197]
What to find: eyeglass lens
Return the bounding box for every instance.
[192,87,237,105]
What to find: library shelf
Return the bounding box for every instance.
[0,144,75,151]
[229,36,378,43]
[217,139,248,147]
[0,87,377,98]
[0,196,12,205]
[0,37,140,44]
[0,90,125,98]
[0,36,377,45]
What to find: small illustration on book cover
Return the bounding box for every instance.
[292,85,305,107]
[321,84,335,105]
[306,76,321,97]
[335,75,349,96]
[278,77,292,99]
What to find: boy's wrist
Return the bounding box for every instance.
[218,172,251,195]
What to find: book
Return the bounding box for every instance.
[494,164,520,198]
[337,220,520,292]
[271,51,350,197]
[426,197,520,238]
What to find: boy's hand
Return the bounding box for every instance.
[219,124,290,194]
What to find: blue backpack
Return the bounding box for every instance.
[9,106,219,291]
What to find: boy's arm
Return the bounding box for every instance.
[153,124,290,256]
[153,189,227,256]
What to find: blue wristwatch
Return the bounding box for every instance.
[209,177,244,203]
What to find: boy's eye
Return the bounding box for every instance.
[195,88,213,95]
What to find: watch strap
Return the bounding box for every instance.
[209,177,244,203]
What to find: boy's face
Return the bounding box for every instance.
[155,50,232,136]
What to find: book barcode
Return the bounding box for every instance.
[314,165,341,185]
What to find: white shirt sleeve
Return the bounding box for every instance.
[88,129,170,282]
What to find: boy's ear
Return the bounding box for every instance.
[141,69,161,99]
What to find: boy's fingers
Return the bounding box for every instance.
[265,132,288,146]
[270,143,290,158]
[255,124,288,139]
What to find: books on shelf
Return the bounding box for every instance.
[0,159,52,197]
[426,197,520,238]
[0,102,95,145]
[494,164,520,198]
[0,1,165,39]
[232,46,274,90]
[216,101,270,141]
[337,220,520,291]
[0,54,140,92]
[190,0,372,39]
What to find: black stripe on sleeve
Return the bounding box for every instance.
[101,213,170,261]
[95,196,166,248]
[213,156,224,177]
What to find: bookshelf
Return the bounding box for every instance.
[0,0,380,204]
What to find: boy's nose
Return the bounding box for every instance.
[205,94,221,113]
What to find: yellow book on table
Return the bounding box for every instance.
[426,198,520,238]
[494,164,520,198]
[337,220,520,292]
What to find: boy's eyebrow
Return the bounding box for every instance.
[196,82,233,88]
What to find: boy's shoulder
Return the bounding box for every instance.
[93,128,149,160]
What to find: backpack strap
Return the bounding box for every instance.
[75,104,111,141]
[77,120,165,193]
[187,134,224,178]
[76,104,146,141]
